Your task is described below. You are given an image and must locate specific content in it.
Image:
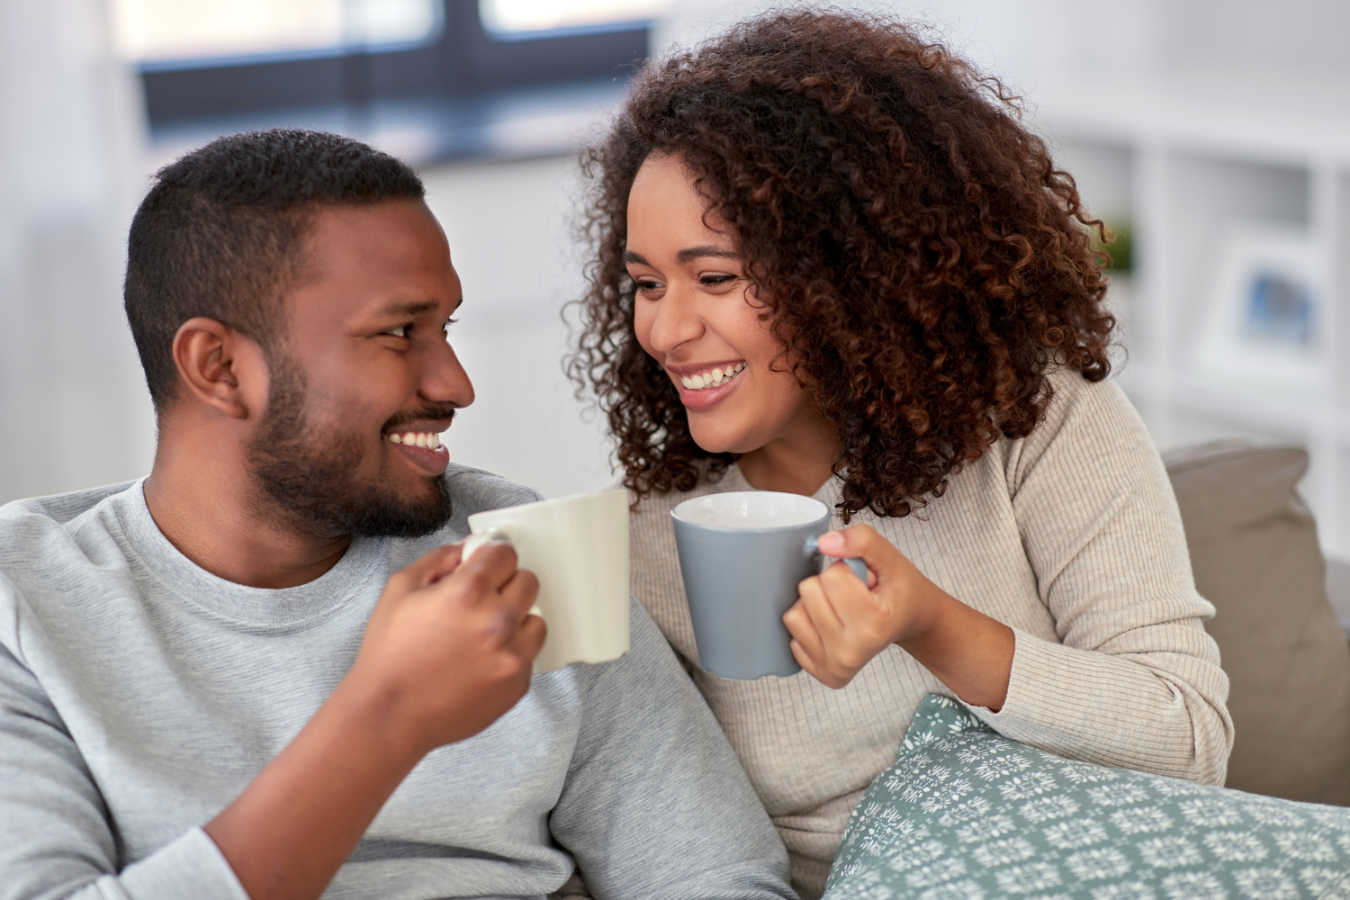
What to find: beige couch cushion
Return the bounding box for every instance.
[1164,441,1350,805]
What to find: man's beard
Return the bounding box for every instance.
[245,356,453,539]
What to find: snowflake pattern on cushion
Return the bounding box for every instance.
[825,694,1350,900]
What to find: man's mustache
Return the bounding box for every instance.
[382,407,457,432]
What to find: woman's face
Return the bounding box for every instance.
[626,153,823,457]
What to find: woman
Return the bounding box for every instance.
[570,11,1232,897]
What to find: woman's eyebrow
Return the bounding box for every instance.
[622,246,739,265]
[676,245,739,263]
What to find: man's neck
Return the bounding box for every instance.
[143,426,351,590]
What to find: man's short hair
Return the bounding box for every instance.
[124,129,425,410]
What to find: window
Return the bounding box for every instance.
[126,0,653,154]
[112,0,442,64]
[480,0,669,36]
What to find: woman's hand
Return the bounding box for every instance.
[783,525,1015,709]
[784,525,940,688]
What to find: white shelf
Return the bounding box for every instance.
[1029,75,1350,559]
[1034,74,1350,169]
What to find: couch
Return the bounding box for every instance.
[1163,440,1350,806]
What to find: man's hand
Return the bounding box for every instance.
[349,541,546,755]
[782,525,1014,706]
[205,541,544,900]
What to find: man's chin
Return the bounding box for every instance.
[346,484,454,538]
[320,473,452,539]
[253,451,454,539]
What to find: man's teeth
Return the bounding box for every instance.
[680,362,746,390]
[385,432,442,449]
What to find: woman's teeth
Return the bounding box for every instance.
[680,362,746,391]
[386,431,442,449]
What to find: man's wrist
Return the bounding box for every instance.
[326,670,432,769]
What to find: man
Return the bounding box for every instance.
[0,130,794,900]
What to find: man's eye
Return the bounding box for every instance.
[384,325,410,338]
[441,317,458,336]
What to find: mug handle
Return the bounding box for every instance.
[462,527,511,562]
[804,536,869,583]
[461,528,545,620]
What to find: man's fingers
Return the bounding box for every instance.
[451,541,522,596]
[512,612,548,662]
[397,543,464,588]
[500,567,541,617]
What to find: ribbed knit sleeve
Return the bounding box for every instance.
[968,374,1233,784]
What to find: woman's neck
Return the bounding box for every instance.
[736,408,841,497]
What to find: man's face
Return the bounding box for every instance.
[246,200,474,538]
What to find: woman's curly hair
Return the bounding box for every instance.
[569,9,1116,520]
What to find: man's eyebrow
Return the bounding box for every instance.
[378,300,439,318]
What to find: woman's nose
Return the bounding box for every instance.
[646,286,705,354]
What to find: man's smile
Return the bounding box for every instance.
[385,431,442,449]
[382,421,452,476]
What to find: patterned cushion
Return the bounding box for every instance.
[824,694,1350,899]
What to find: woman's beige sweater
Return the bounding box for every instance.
[627,371,1233,900]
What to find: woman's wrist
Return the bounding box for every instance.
[894,589,1015,712]
[888,573,950,647]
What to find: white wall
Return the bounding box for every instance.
[0,0,154,504]
[420,155,618,499]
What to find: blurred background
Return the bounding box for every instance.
[2,0,1348,559]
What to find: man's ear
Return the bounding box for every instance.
[172,317,267,420]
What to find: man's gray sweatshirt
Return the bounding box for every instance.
[0,464,794,900]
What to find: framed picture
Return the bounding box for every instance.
[1194,226,1328,391]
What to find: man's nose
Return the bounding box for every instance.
[646,286,705,354]
[420,340,475,408]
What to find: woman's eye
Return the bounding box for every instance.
[635,279,664,293]
[700,274,736,287]
[383,325,410,338]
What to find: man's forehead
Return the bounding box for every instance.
[289,201,455,289]
[301,199,443,255]
[274,209,457,343]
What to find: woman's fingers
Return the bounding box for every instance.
[789,574,880,688]
[817,524,906,585]
[783,598,827,664]
[789,639,826,683]
[796,574,846,635]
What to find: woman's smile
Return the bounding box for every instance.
[673,360,748,410]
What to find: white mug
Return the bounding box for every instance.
[462,489,630,674]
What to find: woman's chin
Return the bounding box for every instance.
[687,423,760,457]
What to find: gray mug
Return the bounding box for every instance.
[671,491,867,680]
